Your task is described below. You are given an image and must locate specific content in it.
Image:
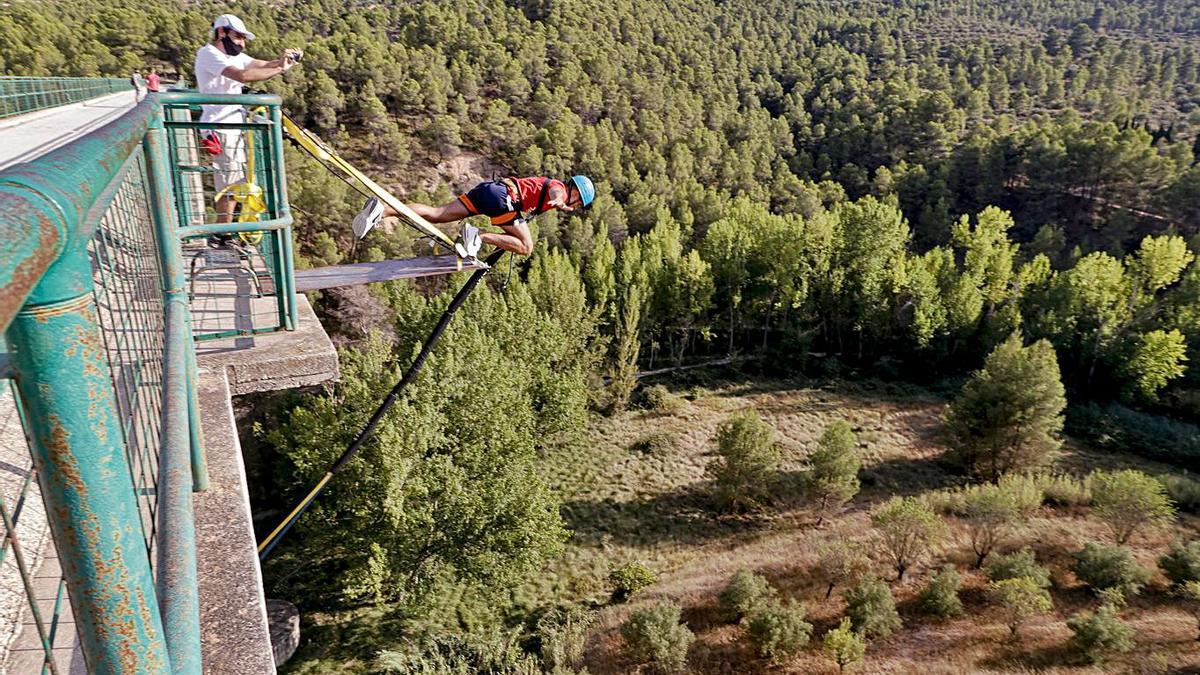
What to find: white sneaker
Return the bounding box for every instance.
[352,197,383,239]
[455,223,482,258]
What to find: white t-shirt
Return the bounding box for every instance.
[193,44,254,124]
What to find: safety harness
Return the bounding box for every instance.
[501,176,556,222]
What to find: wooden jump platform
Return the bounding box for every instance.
[294,255,488,292]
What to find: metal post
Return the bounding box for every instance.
[7,291,170,675]
[144,119,208,492]
[144,117,204,673]
[268,105,297,331]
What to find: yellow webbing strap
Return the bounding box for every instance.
[281,115,459,251]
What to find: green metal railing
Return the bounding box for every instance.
[0,77,132,120]
[0,84,295,673]
[160,92,297,341]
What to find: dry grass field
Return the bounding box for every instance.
[524,377,1200,674]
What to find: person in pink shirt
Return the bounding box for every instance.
[146,69,161,92]
[353,175,596,258]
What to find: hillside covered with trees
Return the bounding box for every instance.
[7,0,1200,671]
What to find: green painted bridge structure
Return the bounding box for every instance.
[0,77,301,674]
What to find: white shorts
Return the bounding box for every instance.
[211,130,247,193]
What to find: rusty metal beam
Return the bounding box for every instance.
[2,98,171,673]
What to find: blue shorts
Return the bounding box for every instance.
[458,181,518,226]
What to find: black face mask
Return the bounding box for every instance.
[219,33,243,56]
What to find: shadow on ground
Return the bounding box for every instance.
[561,481,774,547]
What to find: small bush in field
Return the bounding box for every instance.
[824,618,866,672]
[1035,472,1093,507]
[843,576,902,639]
[631,431,676,455]
[870,496,946,581]
[1072,543,1151,598]
[706,410,781,513]
[996,474,1044,516]
[817,541,872,599]
[922,490,964,515]
[917,565,964,618]
[985,547,1051,589]
[608,562,656,603]
[718,570,775,623]
[990,577,1053,641]
[642,384,686,414]
[808,420,861,525]
[1090,469,1175,544]
[1158,474,1200,513]
[537,606,595,672]
[1181,581,1200,641]
[1068,603,1135,664]
[1159,540,1200,586]
[621,602,694,673]
[746,599,812,659]
[960,483,1023,568]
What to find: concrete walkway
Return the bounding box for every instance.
[0,90,140,172]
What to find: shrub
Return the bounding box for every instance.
[608,562,656,603]
[373,633,534,674]
[996,474,1044,516]
[990,577,1053,640]
[808,421,861,525]
[817,541,872,599]
[1091,469,1175,543]
[843,576,902,639]
[1034,472,1093,507]
[1181,581,1200,641]
[1072,543,1151,598]
[960,483,1023,568]
[537,606,594,672]
[942,334,1066,480]
[922,490,965,516]
[1067,603,1135,664]
[824,618,866,672]
[871,496,946,581]
[621,602,695,673]
[718,570,775,623]
[985,547,1051,589]
[917,565,965,619]
[642,384,686,414]
[747,599,813,659]
[1158,474,1200,514]
[1159,540,1200,586]
[705,410,781,513]
[631,431,676,455]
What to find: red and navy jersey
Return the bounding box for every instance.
[509,176,568,216]
[458,176,569,226]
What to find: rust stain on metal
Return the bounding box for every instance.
[0,209,59,325]
[42,415,85,495]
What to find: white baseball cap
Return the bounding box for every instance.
[212,14,256,40]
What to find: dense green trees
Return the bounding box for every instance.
[263,252,599,603]
[18,0,1200,667]
[7,0,1200,406]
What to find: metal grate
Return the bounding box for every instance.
[0,77,132,120]
[0,379,77,674]
[87,150,166,561]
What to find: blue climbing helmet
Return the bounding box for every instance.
[570,175,595,208]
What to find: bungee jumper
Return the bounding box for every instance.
[352,174,596,258]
